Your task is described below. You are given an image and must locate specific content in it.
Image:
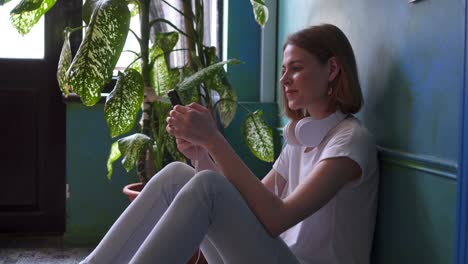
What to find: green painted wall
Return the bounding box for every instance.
[223,1,277,178]
[373,162,457,264]
[65,103,136,246]
[226,0,261,101]
[276,0,462,263]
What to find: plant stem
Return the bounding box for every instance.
[162,0,193,20]
[136,0,152,184]
[129,28,142,44]
[140,0,150,88]
[182,0,196,69]
[149,18,193,40]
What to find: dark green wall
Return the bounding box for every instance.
[65,103,135,246]
[222,1,278,179]
[374,165,456,263]
[374,149,457,263]
[226,0,261,101]
[277,0,462,263]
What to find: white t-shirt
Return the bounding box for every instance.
[273,116,379,264]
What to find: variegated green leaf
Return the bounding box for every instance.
[67,0,130,106]
[203,46,237,126]
[176,59,241,92]
[204,46,218,65]
[118,133,152,172]
[106,141,122,179]
[163,133,185,162]
[57,31,72,96]
[105,69,144,138]
[82,0,99,25]
[10,0,56,35]
[177,67,198,104]
[1,0,13,6]
[203,57,238,127]
[150,46,175,96]
[242,110,274,162]
[150,101,172,136]
[128,54,142,73]
[154,31,179,54]
[250,0,268,27]
[150,32,179,96]
[217,88,237,128]
[10,0,43,13]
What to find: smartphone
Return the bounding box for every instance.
[167,89,182,107]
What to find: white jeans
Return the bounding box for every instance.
[80,162,299,264]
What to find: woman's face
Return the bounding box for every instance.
[280,44,332,116]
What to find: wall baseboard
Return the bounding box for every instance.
[377,146,458,180]
[276,127,457,180]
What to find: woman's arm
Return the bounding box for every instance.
[175,138,218,172]
[261,169,287,196]
[193,150,218,172]
[167,103,360,237]
[207,133,360,236]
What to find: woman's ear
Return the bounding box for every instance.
[328,57,340,82]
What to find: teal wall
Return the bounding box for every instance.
[223,0,276,178]
[226,0,261,101]
[65,103,135,246]
[277,0,462,263]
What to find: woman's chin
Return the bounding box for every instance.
[288,103,301,111]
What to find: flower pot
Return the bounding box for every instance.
[122,182,144,202]
[122,182,207,264]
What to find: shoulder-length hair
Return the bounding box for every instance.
[281,24,363,120]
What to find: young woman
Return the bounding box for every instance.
[80,23,379,264]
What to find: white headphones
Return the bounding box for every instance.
[274,111,347,196]
[283,111,347,147]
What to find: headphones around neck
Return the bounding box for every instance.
[283,111,347,147]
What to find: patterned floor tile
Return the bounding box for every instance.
[0,248,91,264]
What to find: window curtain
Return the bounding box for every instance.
[149,0,219,68]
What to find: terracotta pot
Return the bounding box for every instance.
[122,182,207,264]
[122,182,144,202]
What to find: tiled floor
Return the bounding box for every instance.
[0,236,92,264]
[0,248,91,264]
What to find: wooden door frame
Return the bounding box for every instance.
[0,0,81,234]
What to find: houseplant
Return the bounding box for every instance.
[5,0,273,190]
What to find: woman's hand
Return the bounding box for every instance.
[166,103,220,149]
[176,138,207,160]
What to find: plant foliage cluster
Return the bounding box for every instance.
[3,0,273,184]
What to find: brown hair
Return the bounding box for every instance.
[281,24,363,120]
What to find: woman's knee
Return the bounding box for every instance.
[147,161,194,187]
[189,170,229,193]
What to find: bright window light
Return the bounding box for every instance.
[0,0,44,59]
[115,9,141,73]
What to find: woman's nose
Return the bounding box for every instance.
[280,71,290,85]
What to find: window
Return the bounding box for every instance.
[114,0,220,73]
[0,0,44,59]
[115,3,140,73]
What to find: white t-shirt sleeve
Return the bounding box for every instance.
[273,145,290,180]
[320,125,371,182]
